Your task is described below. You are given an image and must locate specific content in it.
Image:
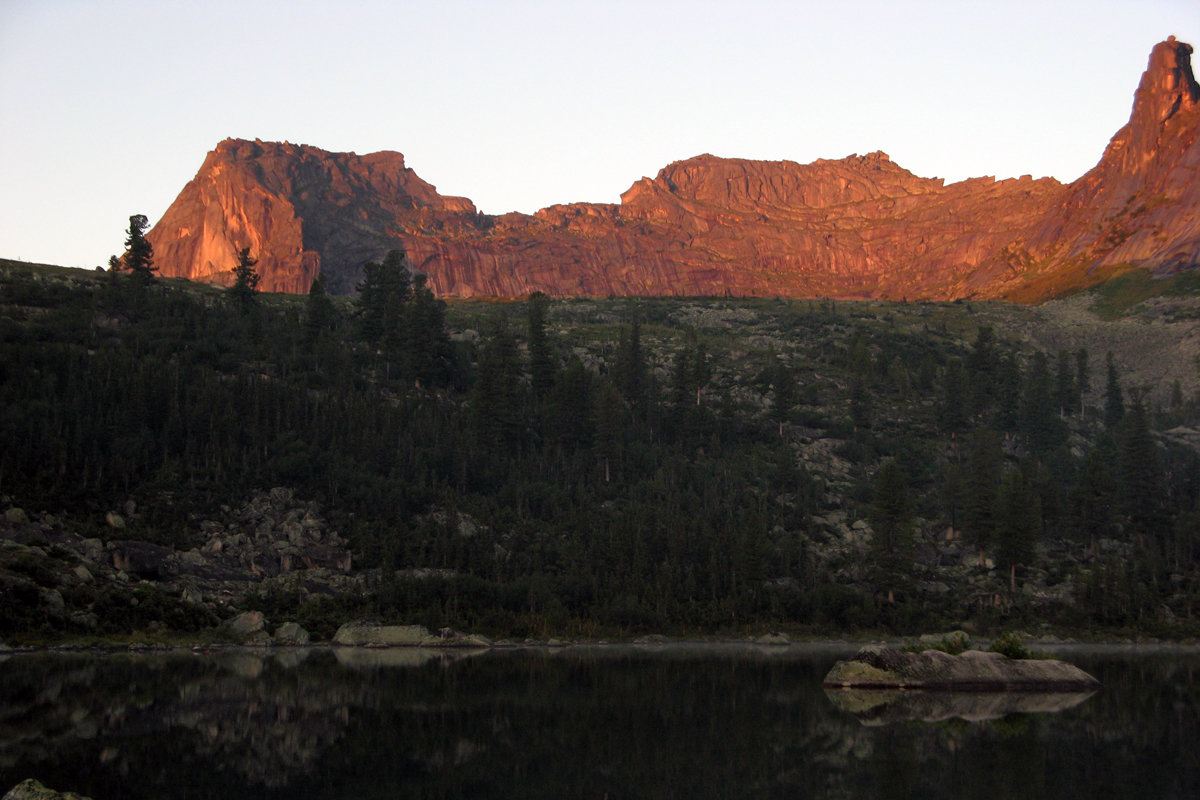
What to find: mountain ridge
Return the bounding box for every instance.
[147,37,1200,302]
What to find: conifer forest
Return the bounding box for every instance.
[3,252,1200,643]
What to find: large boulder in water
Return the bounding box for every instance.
[333,621,430,646]
[823,645,1100,690]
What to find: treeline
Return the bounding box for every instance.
[2,254,1200,637]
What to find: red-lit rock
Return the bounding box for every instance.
[148,39,1200,302]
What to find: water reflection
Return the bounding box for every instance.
[825,687,1097,724]
[0,644,1197,799]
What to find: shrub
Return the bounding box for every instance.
[989,631,1031,659]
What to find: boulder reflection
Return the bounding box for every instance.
[825,687,1097,724]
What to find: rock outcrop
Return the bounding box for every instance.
[2,779,92,800]
[147,38,1200,302]
[822,645,1101,690]
[332,621,491,648]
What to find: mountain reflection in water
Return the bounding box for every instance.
[0,643,1198,799]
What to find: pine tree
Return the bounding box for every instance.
[966,326,1000,415]
[1104,351,1125,429]
[961,428,1002,565]
[123,214,156,284]
[1020,351,1064,454]
[940,360,966,433]
[355,249,412,348]
[303,271,335,346]
[228,247,260,311]
[469,321,522,453]
[1117,395,1163,548]
[406,273,453,387]
[1071,446,1117,555]
[1055,349,1077,417]
[994,352,1022,432]
[869,460,915,558]
[995,468,1040,590]
[614,320,648,411]
[1076,347,1092,420]
[527,291,556,401]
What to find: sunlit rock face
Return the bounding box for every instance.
[149,38,1200,302]
[1009,36,1200,300]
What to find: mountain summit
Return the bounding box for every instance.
[148,38,1200,301]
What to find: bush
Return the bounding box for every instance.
[989,631,1031,659]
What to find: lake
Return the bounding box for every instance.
[1,643,1197,799]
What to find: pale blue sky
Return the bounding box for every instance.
[1,0,1197,268]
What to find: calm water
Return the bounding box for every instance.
[1,643,1198,799]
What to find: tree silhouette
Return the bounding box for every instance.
[123,214,156,284]
[228,247,261,311]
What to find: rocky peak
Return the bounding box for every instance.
[1105,36,1200,173]
[149,38,1200,302]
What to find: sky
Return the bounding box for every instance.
[1,0,1197,269]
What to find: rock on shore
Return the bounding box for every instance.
[823,645,1100,690]
[3,779,92,800]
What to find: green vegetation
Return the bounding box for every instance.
[988,631,1033,659]
[3,256,1200,643]
[1089,267,1200,319]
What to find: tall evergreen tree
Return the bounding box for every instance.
[1071,446,1117,555]
[469,321,522,454]
[355,249,412,348]
[407,273,453,387]
[228,247,261,311]
[1117,396,1163,548]
[1020,351,1064,454]
[768,350,797,435]
[123,214,156,284]
[1104,351,1125,429]
[869,459,916,603]
[940,360,967,433]
[966,326,1000,415]
[527,291,556,401]
[961,428,1003,565]
[614,320,649,411]
[303,271,335,346]
[869,460,915,557]
[994,352,1022,432]
[1055,349,1077,417]
[1075,345,1094,407]
[995,468,1040,590]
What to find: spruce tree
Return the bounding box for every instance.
[527,291,556,401]
[355,249,412,348]
[407,273,452,387]
[961,428,1002,566]
[1104,351,1125,429]
[1071,447,1117,555]
[123,214,156,284]
[869,460,915,558]
[995,468,1040,590]
[1117,396,1163,548]
[303,271,335,346]
[228,247,260,311]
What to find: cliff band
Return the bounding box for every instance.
[148,38,1200,301]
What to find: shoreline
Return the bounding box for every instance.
[5,636,1200,658]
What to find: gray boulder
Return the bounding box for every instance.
[3,779,93,800]
[823,645,1100,690]
[333,621,429,646]
[221,610,268,642]
[273,621,311,645]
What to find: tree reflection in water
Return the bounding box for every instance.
[0,644,1197,799]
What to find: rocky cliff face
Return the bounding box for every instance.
[148,38,1200,301]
